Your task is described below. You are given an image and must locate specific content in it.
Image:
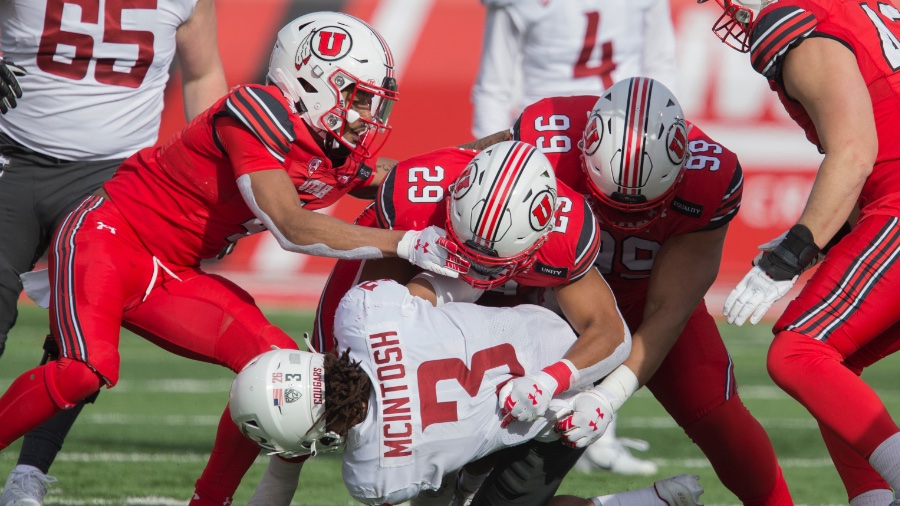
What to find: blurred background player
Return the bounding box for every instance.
[231,282,703,506]
[465,77,793,504]
[0,0,227,503]
[470,0,677,476]
[471,0,677,145]
[246,140,633,506]
[0,11,470,506]
[706,0,900,504]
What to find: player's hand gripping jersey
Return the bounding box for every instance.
[748,0,900,217]
[335,279,582,506]
[310,146,601,352]
[103,85,375,266]
[514,95,743,291]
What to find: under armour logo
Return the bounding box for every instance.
[527,384,543,405]
[97,222,116,234]
[415,239,430,254]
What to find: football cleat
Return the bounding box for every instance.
[0,466,58,506]
[654,474,704,506]
[574,436,658,476]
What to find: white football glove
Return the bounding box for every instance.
[723,265,796,326]
[554,388,615,448]
[498,371,559,427]
[752,231,823,273]
[397,226,470,279]
[0,57,25,114]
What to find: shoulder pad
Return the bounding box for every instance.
[750,5,818,78]
[571,198,602,280]
[224,86,296,163]
[375,168,398,229]
[703,161,744,231]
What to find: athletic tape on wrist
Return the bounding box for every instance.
[541,359,577,395]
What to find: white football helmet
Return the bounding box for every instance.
[699,0,770,52]
[581,77,689,232]
[267,12,398,159]
[447,141,558,289]
[230,349,343,458]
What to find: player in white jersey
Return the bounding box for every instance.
[470,0,678,138]
[230,279,705,506]
[0,0,226,503]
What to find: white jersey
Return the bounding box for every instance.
[334,280,580,506]
[471,0,678,138]
[0,0,197,160]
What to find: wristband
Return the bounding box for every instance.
[758,224,820,281]
[541,360,577,395]
[596,365,639,411]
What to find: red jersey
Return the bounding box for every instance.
[515,96,743,290]
[103,84,375,266]
[749,0,900,214]
[309,146,601,353]
[375,147,601,287]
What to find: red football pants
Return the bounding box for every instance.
[0,196,299,502]
[770,214,900,500]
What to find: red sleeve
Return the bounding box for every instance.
[216,116,285,179]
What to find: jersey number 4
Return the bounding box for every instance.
[574,11,615,88]
[39,0,156,88]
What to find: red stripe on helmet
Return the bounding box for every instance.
[476,143,532,245]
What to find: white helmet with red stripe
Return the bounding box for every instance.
[267,12,399,159]
[699,0,771,52]
[581,77,689,231]
[446,141,558,289]
[230,349,343,458]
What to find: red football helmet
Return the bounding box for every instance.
[580,77,689,232]
[446,141,558,290]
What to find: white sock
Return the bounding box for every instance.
[868,432,900,489]
[591,487,664,506]
[247,456,304,506]
[849,489,894,506]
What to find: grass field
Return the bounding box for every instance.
[1,304,898,506]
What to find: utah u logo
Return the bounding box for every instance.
[318,31,347,57]
[529,191,556,231]
[313,27,352,61]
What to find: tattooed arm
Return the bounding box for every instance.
[349,157,399,199]
[458,129,512,151]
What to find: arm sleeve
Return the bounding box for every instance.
[471,4,524,138]
[640,0,679,95]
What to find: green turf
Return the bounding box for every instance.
[1,304,897,505]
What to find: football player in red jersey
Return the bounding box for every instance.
[466,77,793,505]
[245,140,634,506]
[0,12,470,506]
[704,0,900,502]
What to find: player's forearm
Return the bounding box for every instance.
[277,209,406,258]
[560,318,631,389]
[798,152,871,249]
[624,312,691,385]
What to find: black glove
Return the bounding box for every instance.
[0,57,26,114]
[758,224,820,281]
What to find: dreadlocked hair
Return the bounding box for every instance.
[321,348,371,437]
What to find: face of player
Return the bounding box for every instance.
[341,87,375,146]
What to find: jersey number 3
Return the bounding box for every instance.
[39,0,157,88]
[418,344,524,430]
